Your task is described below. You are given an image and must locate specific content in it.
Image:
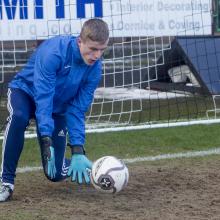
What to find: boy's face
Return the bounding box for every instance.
[78,38,108,65]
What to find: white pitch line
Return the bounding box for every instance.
[16,148,220,173]
[123,148,220,163]
[16,166,42,173]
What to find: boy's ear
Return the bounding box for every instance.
[77,37,82,46]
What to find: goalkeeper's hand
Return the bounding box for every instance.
[67,145,92,184]
[40,136,57,179]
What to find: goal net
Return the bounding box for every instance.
[0,0,218,137]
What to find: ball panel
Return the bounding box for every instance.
[90,173,115,193]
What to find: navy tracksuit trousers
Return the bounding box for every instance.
[1,88,70,185]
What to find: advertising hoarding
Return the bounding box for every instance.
[0,0,212,40]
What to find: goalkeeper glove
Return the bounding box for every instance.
[67,145,92,184]
[40,136,56,179]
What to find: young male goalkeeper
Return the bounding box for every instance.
[0,18,109,202]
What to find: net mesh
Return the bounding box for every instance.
[0,0,218,136]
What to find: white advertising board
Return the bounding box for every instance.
[0,0,212,40]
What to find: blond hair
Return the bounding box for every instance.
[80,18,109,44]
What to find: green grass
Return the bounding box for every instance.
[1,123,220,168]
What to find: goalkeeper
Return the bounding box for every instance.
[0,18,109,202]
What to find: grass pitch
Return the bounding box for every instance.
[1,124,220,220]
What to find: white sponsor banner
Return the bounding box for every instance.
[113,0,212,36]
[0,0,212,40]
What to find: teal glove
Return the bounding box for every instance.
[67,146,92,184]
[40,136,57,179]
[47,146,56,179]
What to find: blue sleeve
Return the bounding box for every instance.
[66,63,102,146]
[33,44,61,137]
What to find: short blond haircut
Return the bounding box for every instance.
[80,18,109,44]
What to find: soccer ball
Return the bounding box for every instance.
[90,156,129,193]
